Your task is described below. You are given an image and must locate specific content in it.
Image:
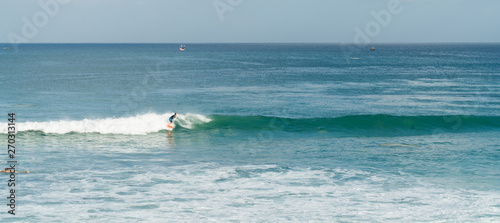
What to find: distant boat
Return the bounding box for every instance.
[179,45,186,51]
[3,47,11,50]
[350,57,360,60]
[370,47,375,51]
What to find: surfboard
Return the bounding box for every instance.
[166,123,175,131]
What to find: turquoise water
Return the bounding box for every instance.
[1,43,500,222]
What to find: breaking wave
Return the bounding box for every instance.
[1,114,498,136]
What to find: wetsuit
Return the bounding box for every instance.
[169,114,176,123]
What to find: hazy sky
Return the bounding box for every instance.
[1,0,499,43]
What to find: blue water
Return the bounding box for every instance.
[1,43,500,222]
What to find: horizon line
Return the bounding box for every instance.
[2,41,500,45]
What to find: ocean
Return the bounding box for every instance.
[1,43,499,222]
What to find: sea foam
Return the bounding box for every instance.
[0,113,211,135]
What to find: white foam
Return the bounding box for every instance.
[0,113,211,135]
[175,113,212,129]
[16,163,500,221]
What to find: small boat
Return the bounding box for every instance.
[179,45,186,51]
[370,47,375,51]
[350,57,360,60]
[3,47,11,50]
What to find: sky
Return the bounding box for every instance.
[1,0,499,43]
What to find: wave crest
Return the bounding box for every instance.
[197,115,500,136]
[1,114,498,136]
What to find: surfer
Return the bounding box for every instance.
[168,113,177,127]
